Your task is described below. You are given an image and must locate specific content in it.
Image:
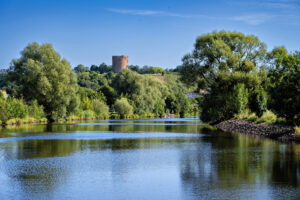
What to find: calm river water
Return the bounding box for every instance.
[0,118,299,200]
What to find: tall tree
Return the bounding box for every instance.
[7,42,79,121]
[179,31,266,88]
[267,47,300,125]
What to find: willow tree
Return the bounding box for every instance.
[8,42,79,121]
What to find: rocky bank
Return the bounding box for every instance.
[215,119,300,143]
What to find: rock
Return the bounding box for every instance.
[215,119,299,143]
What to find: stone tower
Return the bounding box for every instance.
[112,56,128,73]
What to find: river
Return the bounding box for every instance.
[0,118,299,199]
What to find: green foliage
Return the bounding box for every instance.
[28,100,45,120]
[6,98,28,120]
[230,84,248,114]
[82,110,95,119]
[200,72,261,123]
[90,63,112,74]
[179,31,265,89]
[112,70,169,115]
[7,42,78,121]
[74,64,88,73]
[176,93,190,117]
[248,87,268,117]
[77,71,112,91]
[99,85,117,106]
[165,94,178,114]
[256,110,277,124]
[92,99,109,117]
[114,98,133,118]
[129,65,165,75]
[78,87,106,102]
[154,103,165,117]
[0,97,8,122]
[234,109,258,122]
[267,47,300,125]
[0,69,8,89]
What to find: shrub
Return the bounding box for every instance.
[6,98,28,119]
[92,99,109,118]
[114,98,133,118]
[28,100,45,120]
[83,110,95,119]
[234,109,258,122]
[230,83,248,114]
[249,87,267,117]
[256,110,277,124]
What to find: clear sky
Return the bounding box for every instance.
[0,0,299,69]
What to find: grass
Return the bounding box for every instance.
[235,110,277,124]
[295,126,300,136]
[234,109,258,122]
[256,110,277,124]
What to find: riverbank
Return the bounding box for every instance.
[215,119,300,143]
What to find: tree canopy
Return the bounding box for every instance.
[7,42,78,121]
[179,31,266,89]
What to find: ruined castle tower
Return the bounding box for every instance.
[112,56,128,73]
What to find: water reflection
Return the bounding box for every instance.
[0,119,299,199]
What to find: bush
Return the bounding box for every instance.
[267,48,300,125]
[200,72,261,124]
[82,110,95,119]
[6,98,28,120]
[256,110,277,124]
[230,83,248,114]
[154,103,165,117]
[92,99,109,118]
[28,100,45,120]
[249,87,267,117]
[114,98,133,118]
[234,109,258,122]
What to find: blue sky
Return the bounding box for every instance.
[0,0,299,69]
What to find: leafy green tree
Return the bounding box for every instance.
[0,91,7,122]
[100,85,117,106]
[114,98,133,118]
[7,42,78,121]
[74,64,88,73]
[200,72,261,123]
[128,65,140,72]
[77,71,111,90]
[28,100,45,120]
[92,99,109,118]
[90,63,112,74]
[267,47,300,125]
[179,31,268,123]
[6,97,28,119]
[179,31,266,89]
[112,70,169,115]
[0,69,8,89]
[248,87,267,117]
[165,94,178,114]
[230,84,248,114]
[176,93,190,117]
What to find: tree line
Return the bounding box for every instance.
[179,31,299,125]
[0,42,197,125]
